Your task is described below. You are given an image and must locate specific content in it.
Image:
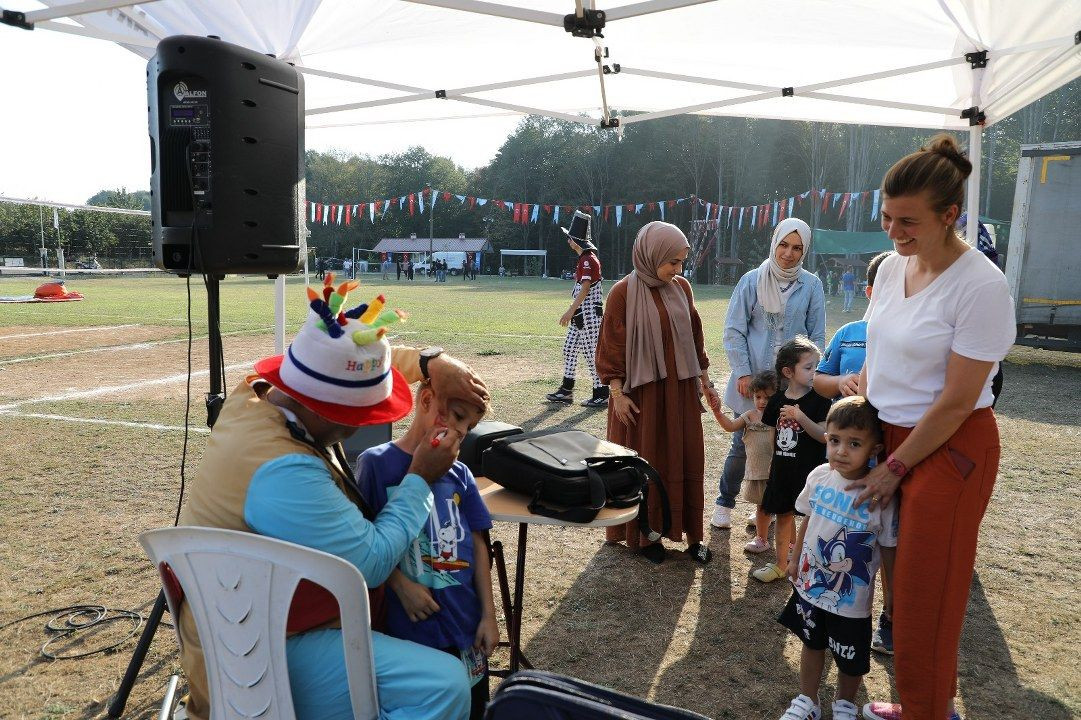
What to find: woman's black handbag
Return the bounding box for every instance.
[481,430,670,541]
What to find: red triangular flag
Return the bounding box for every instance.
[315,203,323,223]
[648,202,656,212]
[408,193,416,216]
[543,204,552,214]
[345,205,352,226]
[469,197,476,209]
[603,206,610,221]
[666,200,676,208]
[442,191,451,202]
[512,203,521,223]
[821,192,830,213]
[838,193,850,219]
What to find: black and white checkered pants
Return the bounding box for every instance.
[561,304,602,388]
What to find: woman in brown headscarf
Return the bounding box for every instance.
[596,221,720,564]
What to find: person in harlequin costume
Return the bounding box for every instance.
[546,210,609,408]
[175,274,489,720]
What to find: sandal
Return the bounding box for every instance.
[639,543,666,565]
[686,543,712,564]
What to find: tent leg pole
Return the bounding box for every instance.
[966,124,982,245]
[274,274,286,355]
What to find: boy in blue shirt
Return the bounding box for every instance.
[355,381,498,720]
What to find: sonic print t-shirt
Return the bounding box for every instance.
[793,464,899,619]
[355,442,493,650]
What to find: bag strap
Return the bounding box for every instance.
[525,469,606,524]
[584,455,672,541]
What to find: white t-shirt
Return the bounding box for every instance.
[864,249,1015,427]
[793,464,899,619]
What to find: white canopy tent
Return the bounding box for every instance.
[499,248,547,276]
[3,0,1079,339]
[4,0,1079,250]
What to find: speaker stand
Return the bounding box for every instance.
[108,276,225,718]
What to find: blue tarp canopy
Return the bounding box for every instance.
[812,230,892,255]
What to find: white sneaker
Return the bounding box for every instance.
[779,694,821,720]
[832,699,858,720]
[710,506,732,528]
[746,510,757,527]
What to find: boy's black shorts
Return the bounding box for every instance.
[778,590,871,677]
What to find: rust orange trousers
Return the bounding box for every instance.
[883,408,1000,720]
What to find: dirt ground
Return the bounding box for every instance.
[0,307,1078,719]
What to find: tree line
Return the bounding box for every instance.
[1,78,1077,279]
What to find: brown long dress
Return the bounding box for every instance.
[596,275,709,549]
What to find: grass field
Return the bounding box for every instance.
[0,272,1078,720]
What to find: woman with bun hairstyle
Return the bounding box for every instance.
[852,135,1015,720]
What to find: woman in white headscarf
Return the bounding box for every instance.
[710,218,826,529]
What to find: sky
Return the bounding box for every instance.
[0,21,521,205]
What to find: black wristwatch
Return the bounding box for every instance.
[419,346,444,380]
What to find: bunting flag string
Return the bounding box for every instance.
[306,185,888,229]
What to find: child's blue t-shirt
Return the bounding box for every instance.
[817,320,867,379]
[354,442,493,651]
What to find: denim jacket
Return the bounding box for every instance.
[722,266,826,413]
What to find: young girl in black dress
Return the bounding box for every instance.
[753,336,831,582]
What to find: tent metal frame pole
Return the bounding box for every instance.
[967,123,982,245]
[793,56,967,93]
[799,91,957,116]
[298,66,423,93]
[22,0,161,24]
[604,0,717,22]
[620,66,773,92]
[621,90,778,124]
[402,0,716,25]
[401,0,563,26]
[306,69,596,116]
[35,20,159,48]
[994,34,1080,57]
[966,64,986,246]
[274,275,286,355]
[981,42,1081,118]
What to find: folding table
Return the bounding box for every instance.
[477,476,639,675]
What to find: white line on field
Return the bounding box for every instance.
[0,410,211,434]
[393,330,565,340]
[0,361,255,410]
[0,327,275,366]
[0,307,269,328]
[0,323,140,340]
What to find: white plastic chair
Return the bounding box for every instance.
[140,526,379,720]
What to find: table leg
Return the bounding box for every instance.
[491,540,514,638]
[510,522,528,673]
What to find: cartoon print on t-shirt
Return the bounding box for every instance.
[776,417,802,455]
[799,526,874,612]
[391,488,468,589]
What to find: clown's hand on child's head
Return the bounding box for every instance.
[428,354,489,412]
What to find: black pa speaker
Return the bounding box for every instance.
[149,35,305,276]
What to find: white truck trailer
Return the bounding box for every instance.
[1004,141,1081,352]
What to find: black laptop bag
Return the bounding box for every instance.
[460,420,524,477]
[481,430,670,540]
[484,670,713,720]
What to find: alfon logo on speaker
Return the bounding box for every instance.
[173,81,208,102]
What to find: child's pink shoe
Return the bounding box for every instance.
[744,536,769,554]
[862,702,962,720]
